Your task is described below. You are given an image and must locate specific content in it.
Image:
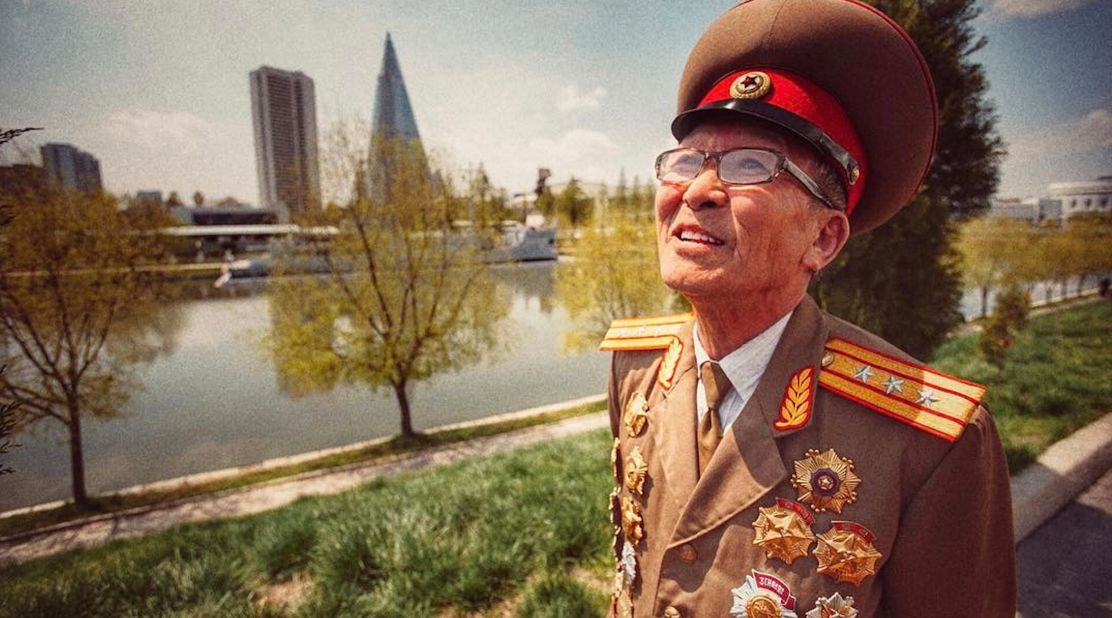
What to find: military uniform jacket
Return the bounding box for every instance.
[606,296,1016,617]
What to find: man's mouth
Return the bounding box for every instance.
[675,227,724,246]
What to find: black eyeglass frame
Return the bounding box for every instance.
[654,147,841,211]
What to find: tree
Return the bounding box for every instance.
[956,216,1034,317]
[555,177,594,229]
[557,216,679,351]
[267,127,507,439]
[813,0,1003,360]
[979,282,1029,374]
[192,190,205,207]
[0,183,179,507]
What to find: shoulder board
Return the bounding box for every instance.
[818,337,986,442]
[598,313,691,352]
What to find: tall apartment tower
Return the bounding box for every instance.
[40,143,102,193]
[250,66,321,222]
[364,33,427,203]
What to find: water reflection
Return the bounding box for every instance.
[0,262,611,511]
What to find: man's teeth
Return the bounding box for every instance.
[679,230,723,245]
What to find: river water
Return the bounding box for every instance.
[1,261,611,511]
[1,259,1100,512]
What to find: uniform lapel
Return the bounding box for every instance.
[651,321,699,513]
[668,295,829,545]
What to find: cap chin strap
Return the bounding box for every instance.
[672,99,860,192]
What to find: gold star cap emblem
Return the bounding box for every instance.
[814,521,882,586]
[730,71,772,100]
[752,498,816,564]
[790,448,861,513]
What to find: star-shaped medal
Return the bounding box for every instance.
[814,522,882,586]
[751,499,815,564]
[790,448,861,513]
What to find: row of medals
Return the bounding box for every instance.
[609,390,883,618]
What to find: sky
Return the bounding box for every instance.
[1,0,1110,205]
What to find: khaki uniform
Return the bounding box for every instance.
[606,296,1015,617]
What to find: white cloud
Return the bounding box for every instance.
[1007,108,1112,162]
[555,85,607,112]
[100,109,219,156]
[528,129,622,182]
[993,0,1097,19]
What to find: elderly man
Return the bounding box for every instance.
[600,1,1016,617]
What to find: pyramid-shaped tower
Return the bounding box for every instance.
[372,33,421,142]
[364,33,428,203]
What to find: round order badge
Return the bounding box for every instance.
[730,570,798,618]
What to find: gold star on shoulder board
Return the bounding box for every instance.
[790,448,861,513]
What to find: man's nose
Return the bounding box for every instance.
[681,163,728,211]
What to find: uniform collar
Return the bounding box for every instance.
[693,309,794,413]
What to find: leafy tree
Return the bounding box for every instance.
[979,282,1030,374]
[956,216,1034,317]
[536,186,557,221]
[813,0,1003,360]
[166,191,183,208]
[557,216,678,351]
[613,169,630,214]
[0,183,180,507]
[267,128,507,438]
[556,177,594,229]
[192,190,204,207]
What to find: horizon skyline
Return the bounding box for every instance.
[2,1,1110,205]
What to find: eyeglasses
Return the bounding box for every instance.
[654,147,840,210]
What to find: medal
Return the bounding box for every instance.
[620,542,638,586]
[814,521,882,586]
[730,570,798,618]
[806,593,858,618]
[790,448,861,513]
[625,391,649,437]
[611,438,621,482]
[751,498,815,564]
[625,446,648,495]
[621,495,644,546]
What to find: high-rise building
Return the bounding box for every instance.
[250,66,321,222]
[39,143,102,193]
[365,33,427,203]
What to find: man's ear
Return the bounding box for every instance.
[803,210,850,273]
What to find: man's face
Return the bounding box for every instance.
[655,118,833,307]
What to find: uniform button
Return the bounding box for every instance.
[679,544,697,562]
[663,606,682,618]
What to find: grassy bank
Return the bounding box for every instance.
[1,431,615,617]
[0,398,606,539]
[1,302,1109,616]
[933,299,1112,472]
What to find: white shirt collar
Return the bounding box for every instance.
[693,309,794,427]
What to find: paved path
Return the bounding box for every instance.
[1017,467,1112,618]
[0,412,609,566]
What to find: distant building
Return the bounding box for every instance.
[170,206,278,226]
[250,66,321,222]
[135,190,164,206]
[39,143,102,193]
[1048,176,1112,219]
[365,33,428,202]
[988,196,1061,223]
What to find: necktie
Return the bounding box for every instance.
[698,360,731,476]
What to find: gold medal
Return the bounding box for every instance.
[790,448,861,513]
[625,391,649,437]
[621,495,644,546]
[729,570,798,617]
[751,498,816,564]
[814,521,882,586]
[806,593,858,618]
[616,586,634,618]
[625,446,648,495]
[611,438,621,482]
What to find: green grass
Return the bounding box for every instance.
[0,398,606,538]
[0,431,615,618]
[2,302,1109,616]
[932,300,1112,473]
